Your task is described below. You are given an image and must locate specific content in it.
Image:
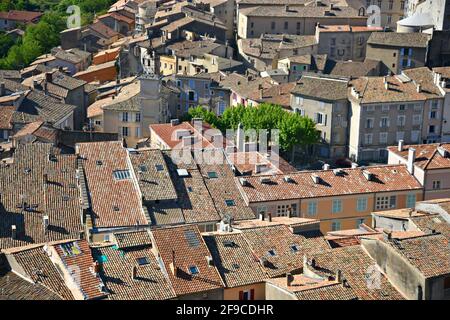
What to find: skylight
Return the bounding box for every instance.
[291,245,299,253]
[113,170,131,180]
[225,199,236,207]
[268,249,276,257]
[139,165,148,172]
[207,171,218,179]
[60,242,82,257]
[177,169,189,177]
[155,164,164,171]
[136,257,150,266]
[188,265,199,275]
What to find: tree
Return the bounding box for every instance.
[182,106,222,130]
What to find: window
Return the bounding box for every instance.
[284,21,288,29]
[400,1,405,9]
[364,133,373,145]
[188,91,196,101]
[296,22,301,30]
[365,118,374,129]
[122,112,129,122]
[398,104,406,111]
[412,114,422,125]
[316,113,326,125]
[366,105,375,112]
[121,126,129,137]
[291,245,299,253]
[332,199,342,213]
[135,112,141,122]
[382,105,389,112]
[331,220,341,231]
[406,194,416,208]
[379,132,388,144]
[380,117,389,128]
[188,265,199,275]
[376,195,396,210]
[240,289,254,300]
[271,21,275,30]
[389,0,393,9]
[225,199,236,207]
[432,180,441,190]
[411,130,420,142]
[396,132,404,142]
[207,171,218,179]
[397,115,406,126]
[135,127,141,137]
[331,38,336,45]
[429,125,436,134]
[113,170,131,180]
[136,257,150,266]
[307,201,317,216]
[430,111,437,119]
[357,197,368,212]
[356,218,365,227]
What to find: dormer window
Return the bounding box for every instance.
[291,245,299,253]
[268,249,276,257]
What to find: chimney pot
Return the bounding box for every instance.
[131,265,137,280]
[398,140,404,152]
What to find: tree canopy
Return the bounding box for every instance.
[183,104,320,154]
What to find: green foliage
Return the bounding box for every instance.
[0,32,17,58]
[182,104,320,152]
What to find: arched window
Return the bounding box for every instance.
[417,285,423,300]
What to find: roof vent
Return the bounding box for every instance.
[311,174,320,184]
[239,177,249,186]
[206,256,214,266]
[284,176,294,183]
[333,169,344,176]
[362,170,373,181]
[437,146,449,158]
[96,160,103,166]
[260,177,271,184]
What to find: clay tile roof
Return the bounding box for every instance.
[113,230,152,250]
[53,240,107,300]
[237,164,422,203]
[76,141,149,228]
[349,75,427,104]
[162,151,221,224]
[92,243,176,300]
[250,82,297,108]
[203,233,267,287]
[0,253,61,300]
[410,215,450,241]
[402,67,443,98]
[150,121,215,150]
[197,150,256,221]
[387,143,450,170]
[0,106,15,130]
[8,244,75,300]
[0,10,43,22]
[387,233,450,278]
[367,32,430,48]
[129,149,177,201]
[228,151,296,176]
[151,225,224,297]
[292,74,349,101]
[310,246,405,299]
[0,144,84,250]
[88,21,121,39]
[241,224,329,278]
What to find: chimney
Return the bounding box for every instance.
[131,265,137,281]
[416,84,421,93]
[285,5,290,12]
[0,82,5,97]
[311,174,320,184]
[287,207,292,218]
[170,119,179,126]
[170,249,177,276]
[362,170,373,181]
[43,173,48,184]
[335,269,342,283]
[92,261,100,274]
[43,215,49,232]
[384,81,389,90]
[322,163,330,170]
[268,212,272,222]
[45,72,52,83]
[407,148,416,175]
[259,212,265,221]
[398,139,404,152]
[351,162,358,169]
[383,229,392,240]
[237,123,244,152]
[286,272,294,286]
[11,225,17,239]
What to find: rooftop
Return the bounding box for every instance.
[387,143,450,170]
[292,74,349,101]
[367,32,430,48]
[151,225,224,296]
[76,141,149,229]
[237,165,422,204]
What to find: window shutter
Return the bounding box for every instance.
[250,289,255,300]
[324,114,327,126]
[239,291,244,300]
